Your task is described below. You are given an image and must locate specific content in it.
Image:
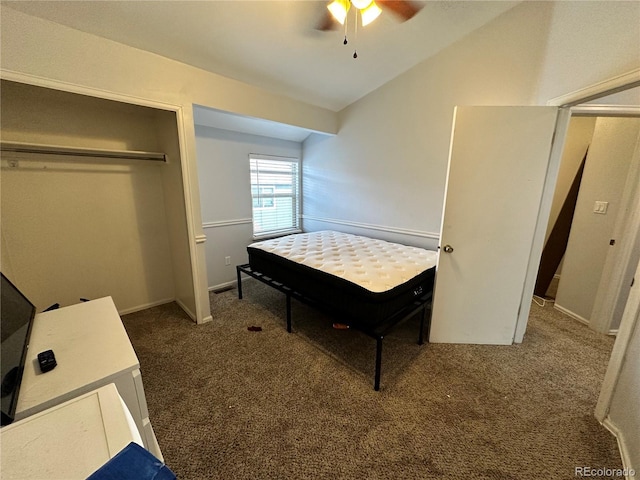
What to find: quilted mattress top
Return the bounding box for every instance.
[248,230,438,293]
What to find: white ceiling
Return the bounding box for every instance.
[3,1,520,113]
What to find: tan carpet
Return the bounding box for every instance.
[122,279,622,479]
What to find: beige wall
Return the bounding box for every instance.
[0,4,337,321]
[305,0,550,239]
[1,0,639,464]
[154,111,196,318]
[195,125,302,289]
[544,117,597,245]
[1,81,178,313]
[302,1,639,468]
[534,1,640,104]
[304,1,640,245]
[0,7,337,136]
[556,118,640,322]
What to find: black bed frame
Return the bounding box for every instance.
[236,263,432,391]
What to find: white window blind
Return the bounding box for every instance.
[249,154,301,238]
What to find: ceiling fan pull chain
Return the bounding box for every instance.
[343,6,349,44]
[353,6,358,58]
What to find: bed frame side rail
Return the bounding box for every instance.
[236,263,432,391]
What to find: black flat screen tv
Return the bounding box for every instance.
[1,273,36,426]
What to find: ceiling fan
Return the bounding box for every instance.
[316,0,423,31]
[317,0,423,58]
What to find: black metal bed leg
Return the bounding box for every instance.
[236,266,243,299]
[286,293,292,333]
[374,337,383,391]
[418,304,426,345]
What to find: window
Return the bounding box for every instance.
[249,154,301,238]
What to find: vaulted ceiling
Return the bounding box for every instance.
[3,1,520,112]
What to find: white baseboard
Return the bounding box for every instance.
[174,297,200,323]
[118,297,175,316]
[209,275,257,293]
[601,417,636,478]
[209,279,238,292]
[117,297,203,323]
[554,304,619,336]
[554,303,590,326]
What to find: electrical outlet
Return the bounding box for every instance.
[225,256,231,266]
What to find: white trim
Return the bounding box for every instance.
[554,303,590,326]
[608,329,619,337]
[0,69,178,111]
[250,154,301,238]
[202,218,253,229]
[175,297,207,323]
[596,259,640,421]
[1,70,210,325]
[209,276,255,293]
[515,108,571,343]
[534,73,640,440]
[547,68,640,107]
[208,279,237,292]
[173,105,210,324]
[118,298,175,316]
[302,215,440,240]
[601,418,635,478]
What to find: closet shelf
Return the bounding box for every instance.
[0,141,167,162]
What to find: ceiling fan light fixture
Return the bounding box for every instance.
[360,1,382,26]
[327,0,350,25]
[351,0,373,10]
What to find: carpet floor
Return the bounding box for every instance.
[122,279,622,479]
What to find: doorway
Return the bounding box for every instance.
[513,72,640,343]
[535,115,640,333]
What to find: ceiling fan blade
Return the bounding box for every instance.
[316,10,339,31]
[377,0,423,21]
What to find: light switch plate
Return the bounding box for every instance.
[594,201,609,214]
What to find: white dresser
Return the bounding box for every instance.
[14,296,163,460]
[2,384,142,479]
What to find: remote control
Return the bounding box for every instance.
[37,350,57,373]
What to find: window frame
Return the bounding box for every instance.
[249,154,301,240]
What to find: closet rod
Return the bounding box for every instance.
[0,141,167,162]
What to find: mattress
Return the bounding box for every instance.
[247,231,437,326]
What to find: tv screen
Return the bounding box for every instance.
[1,273,36,426]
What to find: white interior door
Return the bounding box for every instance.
[431,106,561,344]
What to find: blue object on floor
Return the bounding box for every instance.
[87,442,176,480]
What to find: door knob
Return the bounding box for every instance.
[443,245,454,253]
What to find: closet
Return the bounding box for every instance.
[0,80,195,317]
